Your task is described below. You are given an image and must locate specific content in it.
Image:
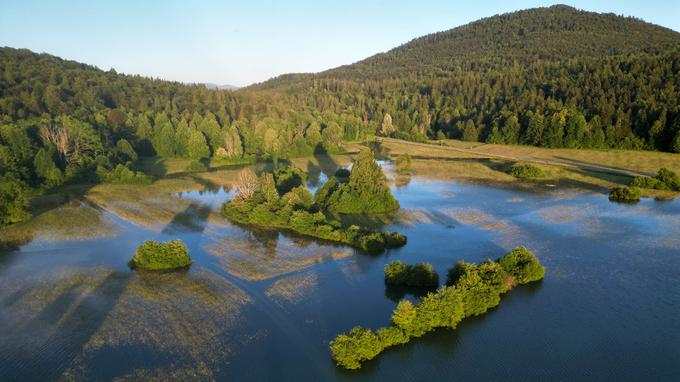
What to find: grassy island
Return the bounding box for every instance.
[221,164,406,253]
[129,239,192,270]
[330,247,544,370]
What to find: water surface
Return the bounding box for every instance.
[1,165,679,381]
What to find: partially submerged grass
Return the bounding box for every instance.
[0,267,253,380]
[265,272,318,303]
[377,139,679,198]
[204,227,351,281]
[0,200,117,248]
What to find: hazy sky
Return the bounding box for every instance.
[1,1,678,86]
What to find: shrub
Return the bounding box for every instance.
[185,160,208,172]
[609,186,640,203]
[509,163,544,179]
[384,231,407,248]
[330,247,544,369]
[129,239,192,270]
[222,169,406,253]
[385,261,439,287]
[0,174,29,226]
[655,168,680,191]
[630,176,666,190]
[274,166,307,194]
[329,326,383,370]
[98,164,153,185]
[497,247,544,285]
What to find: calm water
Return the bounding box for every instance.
[1,165,679,381]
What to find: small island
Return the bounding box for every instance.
[129,239,193,270]
[221,149,406,252]
[330,247,544,370]
[384,261,439,287]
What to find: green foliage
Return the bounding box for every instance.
[330,247,544,369]
[385,261,439,287]
[33,148,64,188]
[184,160,208,173]
[323,149,399,214]
[508,163,544,179]
[631,168,680,191]
[630,176,666,190]
[97,164,153,185]
[115,139,138,162]
[128,239,192,270]
[274,166,307,194]
[654,168,680,191]
[0,174,30,226]
[222,170,406,253]
[609,186,641,203]
[497,247,545,285]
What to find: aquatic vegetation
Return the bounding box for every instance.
[329,247,544,370]
[508,162,544,179]
[395,153,413,174]
[265,272,318,303]
[384,261,439,287]
[608,186,641,203]
[222,168,406,253]
[129,240,192,270]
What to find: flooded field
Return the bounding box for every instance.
[1,157,679,381]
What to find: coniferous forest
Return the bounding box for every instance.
[1,5,680,225]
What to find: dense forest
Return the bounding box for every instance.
[1,5,680,225]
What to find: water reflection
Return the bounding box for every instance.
[1,160,679,381]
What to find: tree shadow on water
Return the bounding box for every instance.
[161,202,212,234]
[3,272,133,380]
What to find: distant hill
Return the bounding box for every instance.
[246,5,680,152]
[254,4,680,87]
[203,83,239,91]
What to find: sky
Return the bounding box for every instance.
[1,1,679,87]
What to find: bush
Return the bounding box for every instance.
[655,168,680,191]
[385,261,439,287]
[608,186,640,203]
[222,170,407,253]
[330,247,544,369]
[0,174,29,226]
[384,231,407,248]
[129,239,192,270]
[497,247,544,285]
[274,166,307,194]
[509,163,544,179]
[185,160,208,172]
[630,168,680,191]
[98,164,153,185]
[630,176,666,190]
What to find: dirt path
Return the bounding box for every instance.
[377,137,650,177]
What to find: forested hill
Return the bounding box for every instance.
[248,5,680,153]
[256,4,680,85]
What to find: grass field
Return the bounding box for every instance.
[375,138,679,199]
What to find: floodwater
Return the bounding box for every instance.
[1,161,680,381]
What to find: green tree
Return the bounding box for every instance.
[0,174,29,225]
[186,130,210,160]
